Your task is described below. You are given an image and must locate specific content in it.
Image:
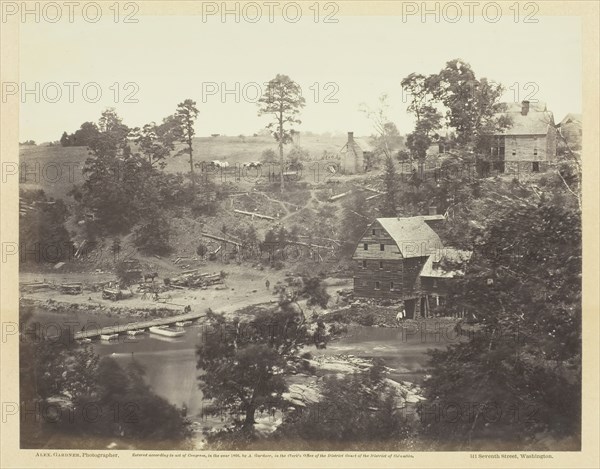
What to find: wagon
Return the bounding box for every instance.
[102,288,122,301]
[60,283,83,295]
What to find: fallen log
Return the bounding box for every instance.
[233,209,275,221]
[179,268,202,275]
[298,235,341,246]
[329,191,349,201]
[358,185,385,194]
[292,241,335,251]
[201,232,242,247]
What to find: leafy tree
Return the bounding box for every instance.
[339,191,370,255]
[19,313,190,448]
[78,108,174,237]
[197,298,334,436]
[60,131,71,146]
[72,121,101,147]
[381,155,399,217]
[402,73,431,122]
[131,120,176,168]
[156,114,182,143]
[402,60,509,160]
[174,99,199,183]
[98,108,122,132]
[397,149,411,161]
[19,189,73,264]
[277,360,410,450]
[301,276,330,308]
[133,210,172,256]
[60,122,100,147]
[80,132,140,235]
[401,73,443,159]
[257,74,306,192]
[287,145,310,171]
[261,148,278,165]
[422,182,581,449]
[428,60,507,149]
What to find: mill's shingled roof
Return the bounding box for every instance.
[376,217,443,259]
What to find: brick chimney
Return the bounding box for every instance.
[521,100,530,116]
[428,206,437,216]
[347,131,354,144]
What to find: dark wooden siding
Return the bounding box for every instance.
[352,221,402,260]
[420,277,450,296]
[353,256,429,299]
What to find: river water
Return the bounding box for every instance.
[90,322,460,418]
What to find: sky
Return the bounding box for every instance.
[18,15,581,143]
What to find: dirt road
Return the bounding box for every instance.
[20,266,352,321]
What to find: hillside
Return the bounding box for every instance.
[19,133,355,200]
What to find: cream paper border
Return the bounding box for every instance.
[1,1,598,467]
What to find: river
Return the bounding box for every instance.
[90,321,461,419]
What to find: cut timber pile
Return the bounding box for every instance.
[20,282,54,292]
[169,270,223,289]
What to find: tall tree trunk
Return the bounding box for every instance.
[243,405,256,429]
[188,138,195,187]
[279,113,284,193]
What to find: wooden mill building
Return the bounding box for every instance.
[351,213,470,318]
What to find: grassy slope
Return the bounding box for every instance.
[19,134,352,200]
[19,134,368,273]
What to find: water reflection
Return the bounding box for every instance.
[91,324,455,419]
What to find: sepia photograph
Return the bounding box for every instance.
[1,1,598,467]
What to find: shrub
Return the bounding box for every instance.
[196,243,208,257]
[133,215,172,256]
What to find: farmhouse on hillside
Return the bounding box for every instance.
[352,212,470,318]
[490,100,557,173]
[339,131,372,174]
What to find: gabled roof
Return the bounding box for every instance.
[420,248,472,278]
[495,102,554,136]
[353,138,373,152]
[560,113,582,126]
[341,137,373,153]
[376,217,443,259]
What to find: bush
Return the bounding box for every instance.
[19,190,73,264]
[133,215,172,256]
[196,243,208,257]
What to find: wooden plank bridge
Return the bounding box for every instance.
[74,311,207,340]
